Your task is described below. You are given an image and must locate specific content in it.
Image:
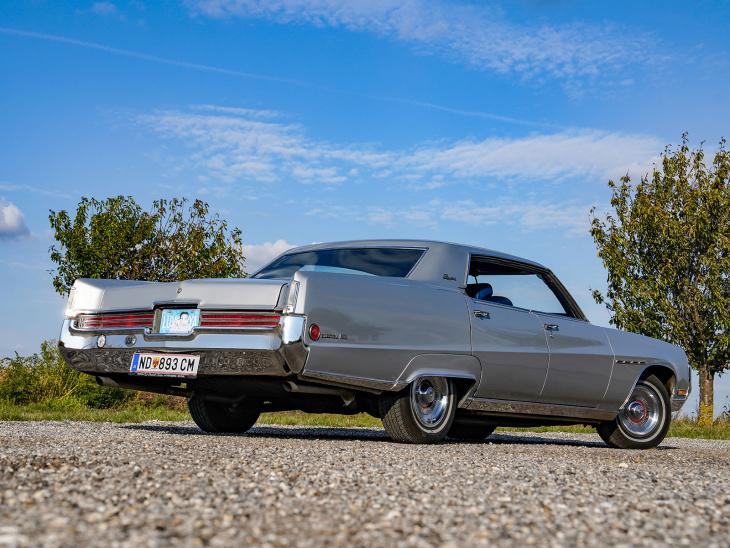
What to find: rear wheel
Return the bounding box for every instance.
[188,394,261,434]
[597,374,670,449]
[448,421,496,441]
[379,376,456,443]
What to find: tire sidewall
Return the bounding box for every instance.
[600,374,671,449]
[404,376,456,442]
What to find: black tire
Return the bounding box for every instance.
[597,374,671,449]
[447,420,496,441]
[379,376,456,444]
[187,394,261,434]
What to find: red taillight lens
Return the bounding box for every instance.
[199,312,281,328]
[79,313,155,329]
[309,324,320,340]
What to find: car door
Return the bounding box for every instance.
[469,298,550,402]
[466,254,552,402]
[533,313,614,407]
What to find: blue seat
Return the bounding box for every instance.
[466,282,513,306]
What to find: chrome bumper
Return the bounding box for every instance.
[58,316,308,376]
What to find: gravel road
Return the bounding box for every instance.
[1,421,729,547]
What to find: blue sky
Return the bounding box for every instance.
[1,1,729,416]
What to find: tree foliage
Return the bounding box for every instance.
[590,136,730,422]
[49,196,246,296]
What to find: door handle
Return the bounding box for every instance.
[542,324,559,330]
[473,310,490,319]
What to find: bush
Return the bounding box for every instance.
[0,340,131,409]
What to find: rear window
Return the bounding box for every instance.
[252,247,425,279]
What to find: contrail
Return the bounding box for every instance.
[0,26,548,127]
[0,27,314,88]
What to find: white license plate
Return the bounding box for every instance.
[130,353,200,377]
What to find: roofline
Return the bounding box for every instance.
[279,239,545,269]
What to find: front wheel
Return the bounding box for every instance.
[188,394,261,434]
[597,374,670,449]
[378,376,457,443]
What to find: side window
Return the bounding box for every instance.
[466,257,569,316]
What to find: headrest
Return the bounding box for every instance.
[466,282,494,299]
[474,283,493,300]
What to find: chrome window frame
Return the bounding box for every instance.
[464,253,588,322]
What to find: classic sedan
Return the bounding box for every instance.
[59,240,691,448]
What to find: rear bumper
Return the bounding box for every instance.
[58,315,308,376]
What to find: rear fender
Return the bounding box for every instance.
[395,354,482,406]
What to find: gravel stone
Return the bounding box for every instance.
[1,421,729,547]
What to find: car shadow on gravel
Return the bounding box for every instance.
[119,424,679,450]
[455,434,677,450]
[120,423,393,442]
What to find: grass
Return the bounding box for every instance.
[258,410,382,428]
[0,401,191,423]
[2,403,728,439]
[667,417,730,440]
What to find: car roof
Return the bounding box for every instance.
[285,239,546,269]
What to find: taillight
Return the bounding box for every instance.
[309,324,320,340]
[78,313,155,329]
[199,312,281,328]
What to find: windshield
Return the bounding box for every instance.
[252,247,425,279]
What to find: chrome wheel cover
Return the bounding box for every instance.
[410,377,450,429]
[619,384,663,438]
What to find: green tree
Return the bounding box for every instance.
[49,196,246,296]
[590,136,730,424]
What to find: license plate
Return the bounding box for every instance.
[158,309,200,334]
[130,353,200,377]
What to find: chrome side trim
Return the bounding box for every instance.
[301,369,403,392]
[465,397,616,421]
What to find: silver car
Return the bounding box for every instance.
[59,240,690,448]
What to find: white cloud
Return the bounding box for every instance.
[191,104,283,118]
[138,106,660,186]
[189,0,662,93]
[305,197,594,235]
[240,239,298,272]
[0,198,31,240]
[91,2,120,17]
[404,130,662,182]
[0,182,72,199]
